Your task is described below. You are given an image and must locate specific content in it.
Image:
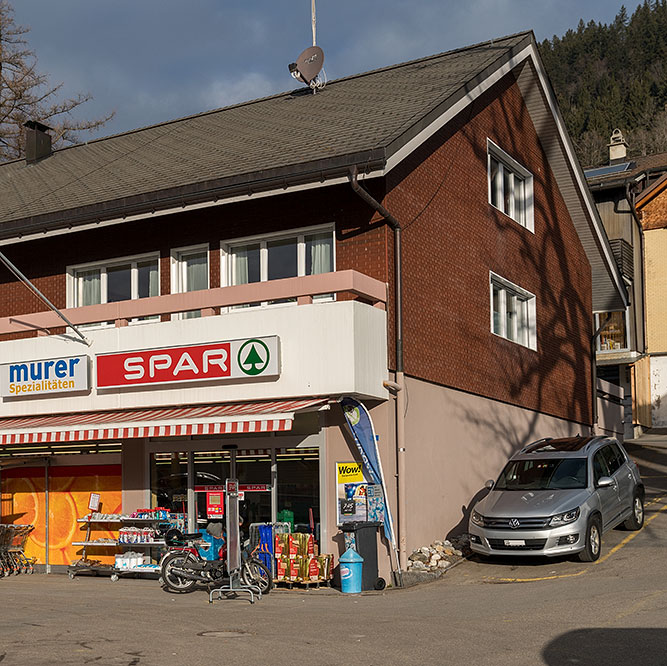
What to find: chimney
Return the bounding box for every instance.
[608,128,628,164]
[24,120,52,164]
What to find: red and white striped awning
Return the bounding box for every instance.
[0,398,328,445]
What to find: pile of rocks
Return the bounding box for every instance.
[406,534,471,573]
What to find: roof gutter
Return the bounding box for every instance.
[0,153,387,244]
[348,166,407,576]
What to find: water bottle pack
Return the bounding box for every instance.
[118,526,157,544]
[114,552,149,570]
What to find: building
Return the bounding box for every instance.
[635,169,667,426]
[0,32,626,579]
[585,132,667,436]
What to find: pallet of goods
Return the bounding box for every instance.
[274,533,334,589]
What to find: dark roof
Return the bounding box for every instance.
[585,151,667,189]
[0,32,530,235]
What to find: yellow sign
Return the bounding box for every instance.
[337,462,363,484]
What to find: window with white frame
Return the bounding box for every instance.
[171,245,209,318]
[223,227,334,304]
[490,273,536,350]
[595,309,630,352]
[488,139,534,231]
[69,254,159,308]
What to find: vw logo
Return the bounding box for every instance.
[509,518,521,529]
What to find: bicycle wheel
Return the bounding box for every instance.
[241,558,273,594]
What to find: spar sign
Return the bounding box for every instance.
[96,337,280,389]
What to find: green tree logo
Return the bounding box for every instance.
[238,339,270,376]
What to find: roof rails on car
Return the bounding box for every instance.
[582,435,612,452]
[519,437,553,454]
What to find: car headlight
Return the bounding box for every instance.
[549,507,580,527]
[470,510,484,527]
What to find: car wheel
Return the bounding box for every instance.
[578,516,602,562]
[623,492,644,531]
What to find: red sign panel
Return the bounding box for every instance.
[97,342,231,388]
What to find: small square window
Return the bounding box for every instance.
[487,140,534,232]
[490,273,536,350]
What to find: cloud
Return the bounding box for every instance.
[201,72,280,110]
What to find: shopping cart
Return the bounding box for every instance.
[0,524,36,575]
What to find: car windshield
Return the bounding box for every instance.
[495,458,588,490]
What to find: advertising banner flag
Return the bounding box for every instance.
[340,397,397,550]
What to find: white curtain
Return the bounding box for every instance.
[148,262,159,296]
[186,252,208,291]
[307,233,332,275]
[233,247,249,285]
[80,269,101,306]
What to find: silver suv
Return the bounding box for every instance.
[468,436,644,561]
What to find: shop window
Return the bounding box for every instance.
[487,139,534,232]
[223,226,334,306]
[171,244,209,318]
[236,451,272,526]
[151,452,188,514]
[490,272,536,350]
[68,253,159,325]
[149,447,321,536]
[596,310,629,352]
[277,448,320,532]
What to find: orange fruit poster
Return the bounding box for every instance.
[1,465,122,565]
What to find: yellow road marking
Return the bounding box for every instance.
[604,590,664,626]
[490,569,587,583]
[596,495,667,564]
[484,495,666,583]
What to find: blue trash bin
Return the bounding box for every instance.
[340,547,363,594]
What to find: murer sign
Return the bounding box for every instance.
[0,355,89,397]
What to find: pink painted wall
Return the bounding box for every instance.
[402,376,585,553]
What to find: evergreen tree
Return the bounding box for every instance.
[539,0,667,165]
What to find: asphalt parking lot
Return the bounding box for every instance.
[1,441,665,666]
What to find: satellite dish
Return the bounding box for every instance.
[288,45,325,87]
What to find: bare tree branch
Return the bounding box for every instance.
[0,0,114,162]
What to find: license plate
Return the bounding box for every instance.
[504,539,525,546]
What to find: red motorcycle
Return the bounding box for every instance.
[159,528,272,594]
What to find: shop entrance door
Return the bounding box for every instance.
[193,449,273,529]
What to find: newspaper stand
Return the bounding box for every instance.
[209,479,262,604]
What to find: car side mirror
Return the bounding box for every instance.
[484,479,495,490]
[597,476,614,488]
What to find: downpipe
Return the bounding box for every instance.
[349,167,407,573]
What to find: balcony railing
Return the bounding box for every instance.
[0,270,387,338]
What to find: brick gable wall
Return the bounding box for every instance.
[382,76,593,424]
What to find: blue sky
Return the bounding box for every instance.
[13,0,629,140]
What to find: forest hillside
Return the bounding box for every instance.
[539,1,667,166]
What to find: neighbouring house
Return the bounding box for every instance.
[0,31,626,580]
[635,170,667,426]
[585,131,667,436]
